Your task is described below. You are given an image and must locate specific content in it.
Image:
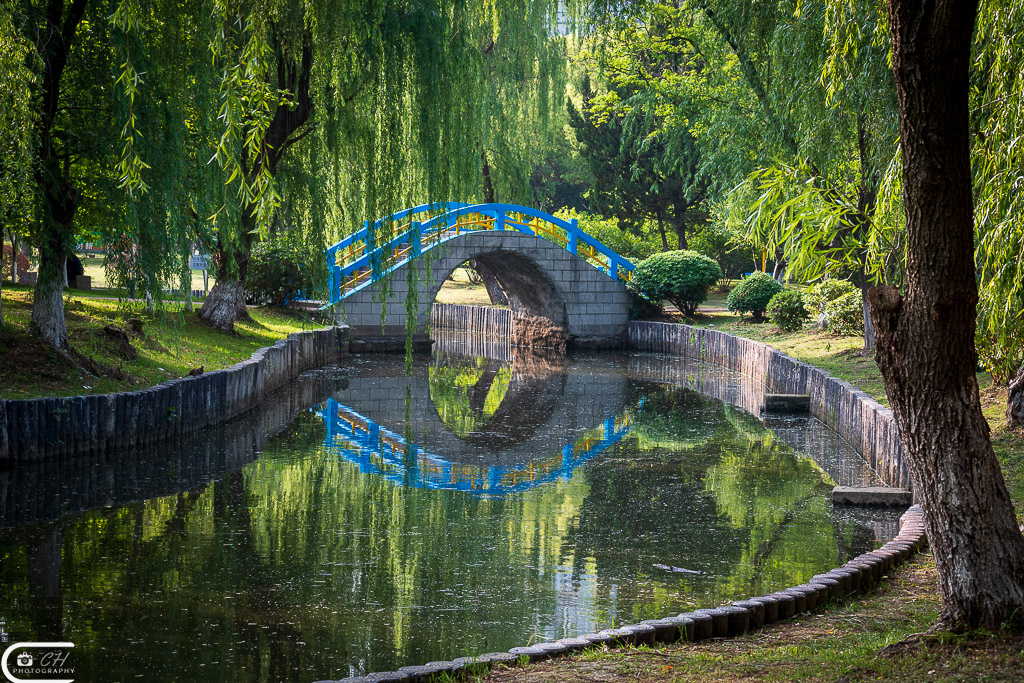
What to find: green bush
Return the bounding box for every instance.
[804,278,858,317]
[689,223,755,283]
[766,290,809,332]
[627,250,722,316]
[824,290,864,336]
[726,271,783,319]
[246,233,323,307]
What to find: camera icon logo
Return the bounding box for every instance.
[15,652,32,667]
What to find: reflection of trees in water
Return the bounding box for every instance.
[428,357,512,438]
[0,381,870,681]
[428,351,567,449]
[561,383,841,621]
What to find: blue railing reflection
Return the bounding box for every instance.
[319,398,632,496]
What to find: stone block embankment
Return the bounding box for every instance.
[0,326,349,463]
[627,321,909,491]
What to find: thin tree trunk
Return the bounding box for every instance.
[1008,363,1024,428]
[675,217,687,249]
[856,112,880,352]
[868,0,1024,629]
[481,150,495,204]
[656,209,669,251]
[862,294,875,350]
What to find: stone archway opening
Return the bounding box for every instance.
[432,250,569,349]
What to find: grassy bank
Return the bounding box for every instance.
[0,286,319,399]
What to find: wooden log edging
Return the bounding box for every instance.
[627,320,910,491]
[317,507,928,683]
[0,325,349,463]
[430,302,514,337]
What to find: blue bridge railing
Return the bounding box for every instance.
[318,398,631,496]
[323,202,635,306]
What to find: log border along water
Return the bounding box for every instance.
[0,325,349,463]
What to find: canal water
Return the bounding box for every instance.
[0,343,898,682]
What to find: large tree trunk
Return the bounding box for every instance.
[31,247,69,350]
[28,0,87,352]
[868,0,1024,629]
[1008,363,1024,428]
[198,251,251,332]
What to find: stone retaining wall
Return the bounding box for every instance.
[0,326,349,463]
[1,365,349,528]
[627,321,909,491]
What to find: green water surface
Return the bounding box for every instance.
[0,351,887,682]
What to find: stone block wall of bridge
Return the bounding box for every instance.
[334,231,634,342]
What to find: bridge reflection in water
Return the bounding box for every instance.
[321,398,632,496]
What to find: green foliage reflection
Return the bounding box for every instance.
[428,357,511,438]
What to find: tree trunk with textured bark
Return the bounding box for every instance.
[467,259,508,306]
[28,0,87,352]
[867,0,1024,629]
[198,256,250,332]
[1008,364,1024,428]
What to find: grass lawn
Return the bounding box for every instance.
[0,284,319,399]
[434,266,505,307]
[76,254,216,292]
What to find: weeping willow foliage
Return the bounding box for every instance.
[718,0,901,287]
[5,0,571,325]
[0,3,35,253]
[973,0,1024,383]
[201,0,569,284]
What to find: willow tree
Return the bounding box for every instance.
[973,0,1024,426]
[868,0,1024,629]
[691,0,900,347]
[184,0,569,331]
[11,0,99,351]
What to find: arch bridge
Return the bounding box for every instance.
[324,203,637,343]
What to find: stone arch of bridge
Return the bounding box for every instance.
[432,249,568,330]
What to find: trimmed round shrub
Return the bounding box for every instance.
[804,278,858,317]
[767,290,809,332]
[726,271,783,319]
[246,233,323,307]
[627,250,722,316]
[824,290,864,336]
